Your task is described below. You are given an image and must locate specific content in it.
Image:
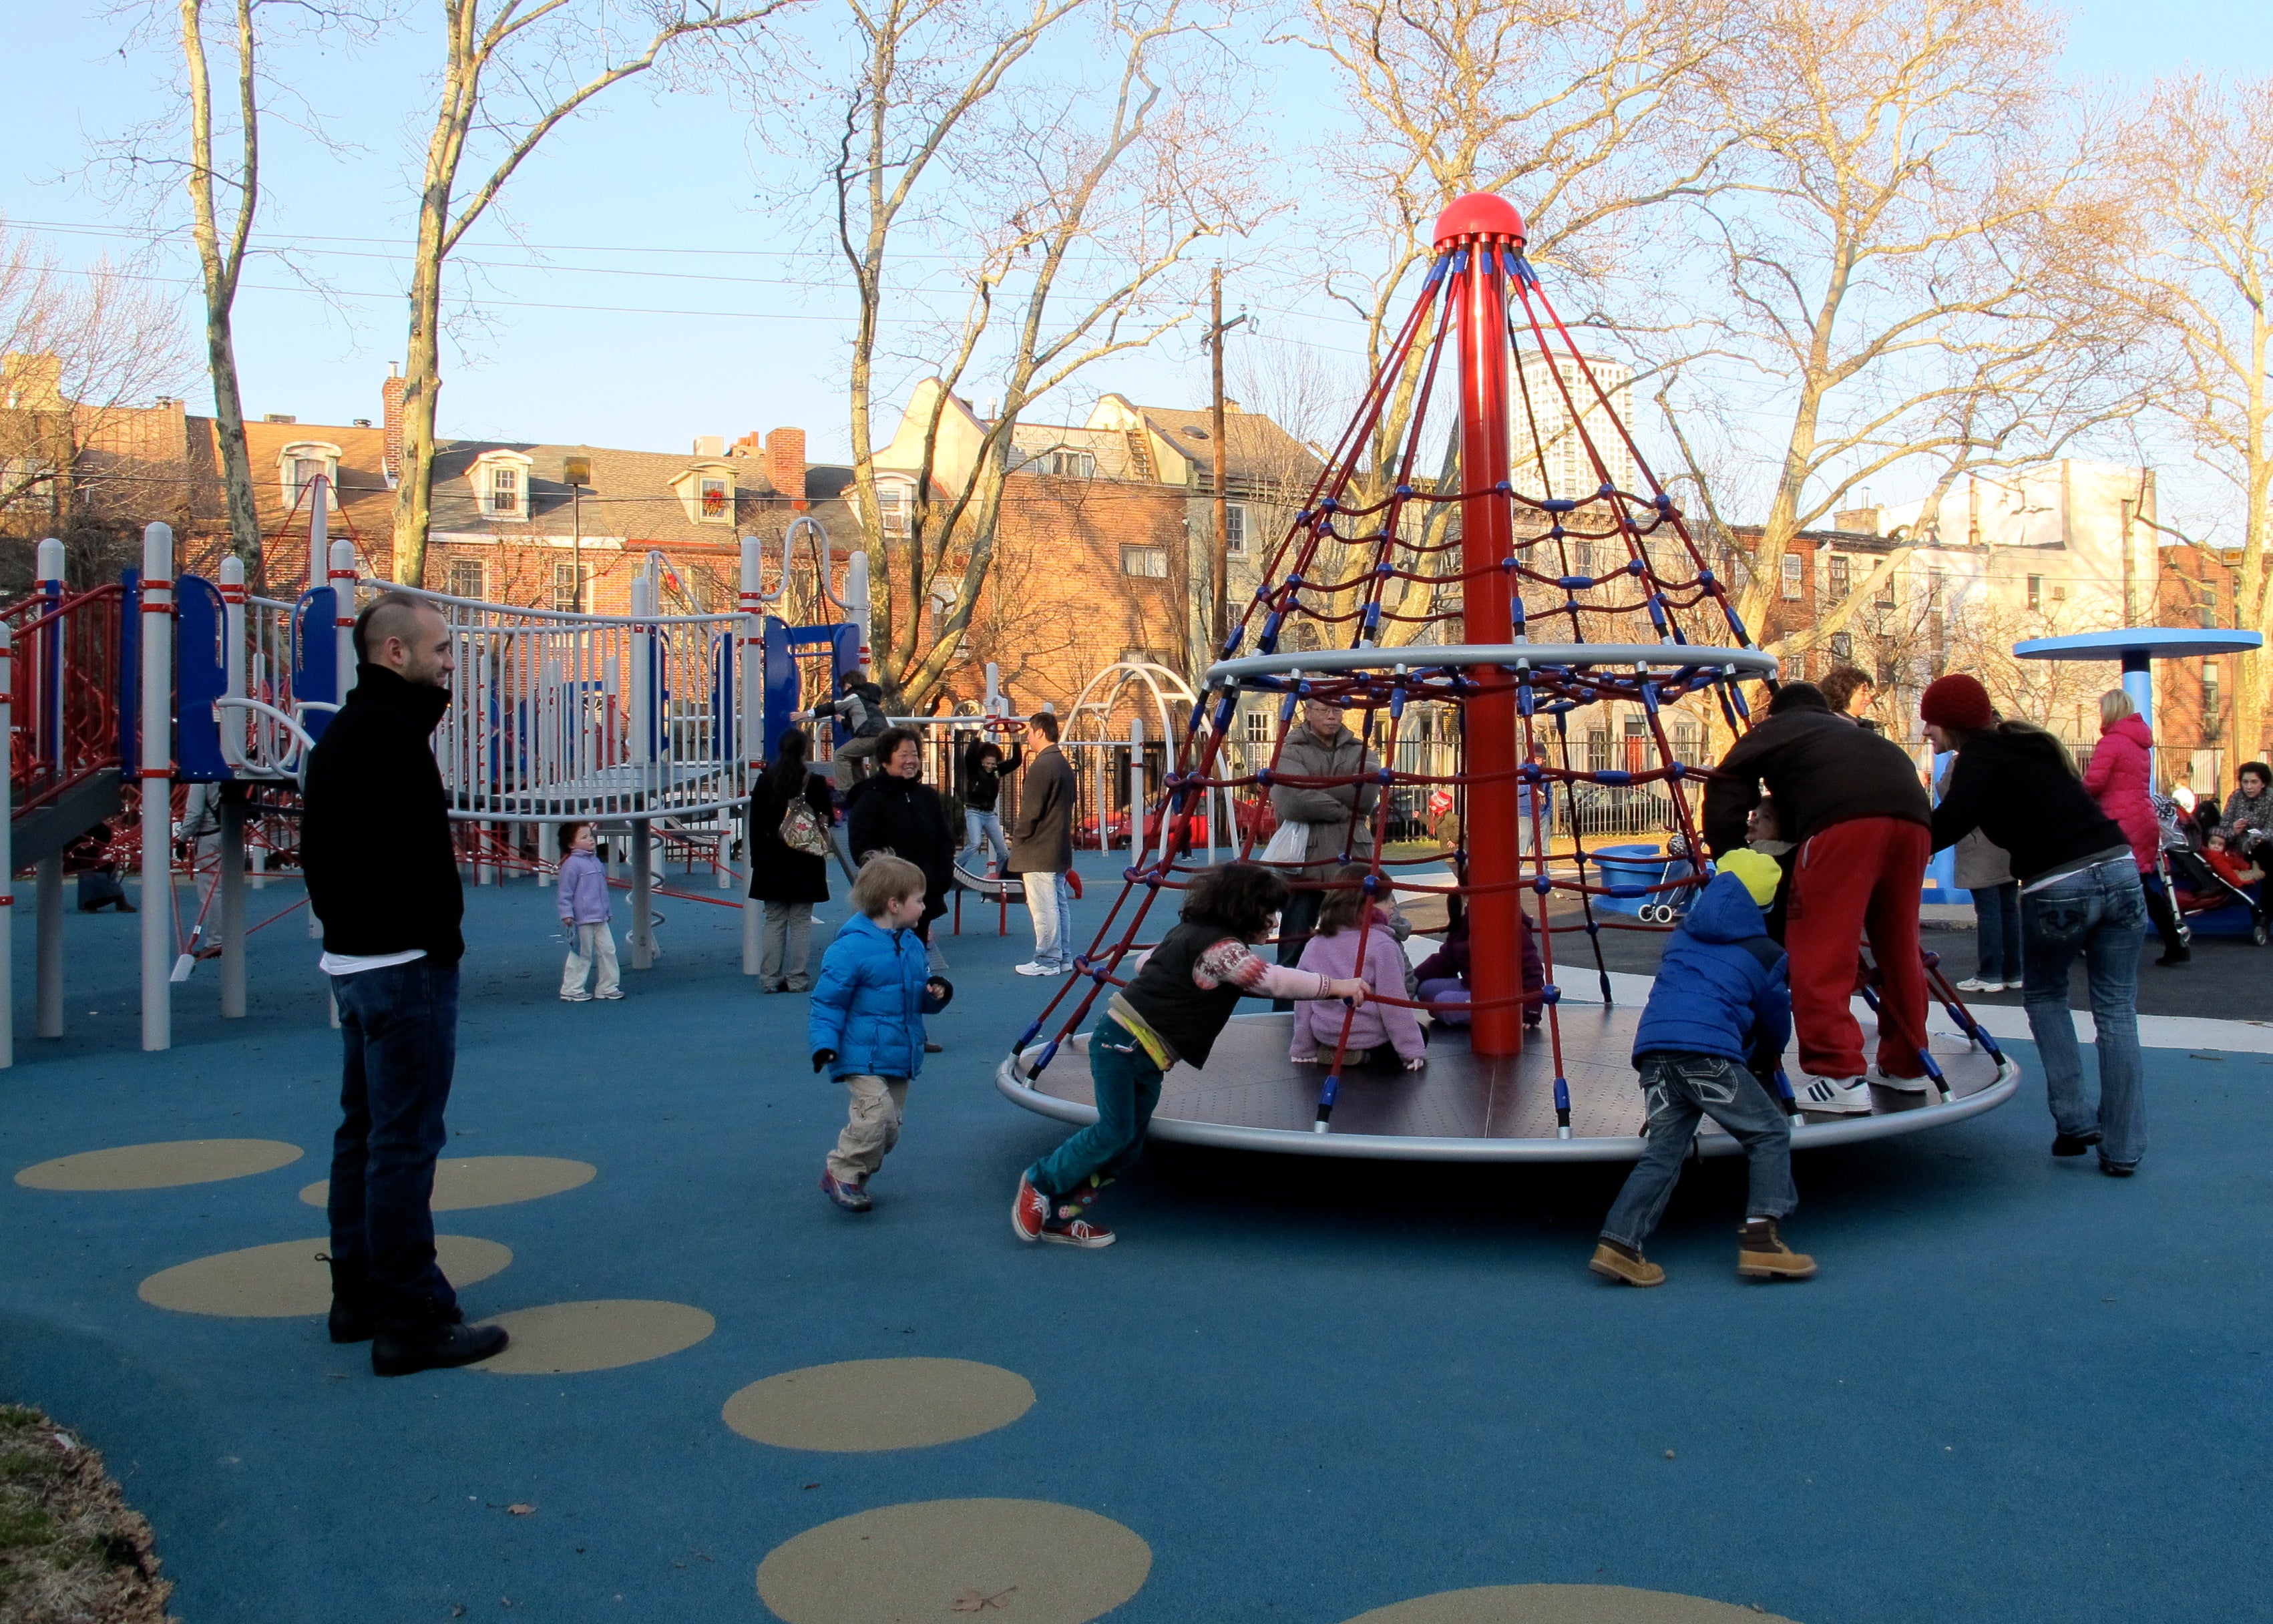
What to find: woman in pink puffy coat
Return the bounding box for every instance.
[2085,690,2188,966]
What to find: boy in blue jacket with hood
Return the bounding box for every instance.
[1591,850,1816,1286]
[810,855,953,1212]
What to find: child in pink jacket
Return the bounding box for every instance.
[1289,865,1428,1070]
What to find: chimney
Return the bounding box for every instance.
[381,368,406,483]
[765,427,807,505]
[692,435,727,457]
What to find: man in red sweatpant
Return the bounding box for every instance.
[1703,682,1932,1116]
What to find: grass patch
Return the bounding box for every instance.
[0,1404,174,1623]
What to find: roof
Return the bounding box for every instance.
[1132,405,1317,488]
[426,441,793,544]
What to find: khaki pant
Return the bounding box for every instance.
[562,922,620,998]
[826,1074,909,1183]
[761,900,813,990]
[832,733,886,791]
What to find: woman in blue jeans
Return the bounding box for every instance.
[1923,675,2147,1174]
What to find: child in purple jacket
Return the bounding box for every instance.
[1290,866,1428,1070]
[556,821,620,1002]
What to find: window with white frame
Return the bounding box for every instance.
[1120,544,1168,578]
[1780,554,1804,600]
[1827,554,1850,602]
[1046,450,1096,479]
[445,558,486,600]
[698,477,729,520]
[278,441,342,509]
[875,478,912,538]
[1223,503,1247,554]
[469,451,532,521]
[1830,630,1852,661]
[552,561,587,613]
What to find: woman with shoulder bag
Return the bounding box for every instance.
[749,729,835,992]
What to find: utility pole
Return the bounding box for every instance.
[1203,267,1251,665]
[565,451,592,611]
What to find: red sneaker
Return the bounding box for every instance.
[1012,1177,1049,1243]
[1039,1217,1116,1249]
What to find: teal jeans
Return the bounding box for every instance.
[1026,1017,1164,1197]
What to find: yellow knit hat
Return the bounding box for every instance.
[1715,849,1782,907]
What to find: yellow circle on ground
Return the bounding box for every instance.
[1338,1587,1804,1623]
[469,1299,713,1374]
[298,1155,595,1212]
[16,1139,304,1192]
[137,1235,512,1317]
[757,1498,1149,1624]
[724,1358,1036,1453]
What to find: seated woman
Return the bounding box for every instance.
[1408,893,1544,1031]
[1290,865,1428,1070]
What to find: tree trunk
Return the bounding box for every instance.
[202,302,262,575]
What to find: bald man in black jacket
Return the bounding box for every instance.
[303,593,506,1378]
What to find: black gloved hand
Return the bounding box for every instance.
[811,1048,836,1072]
[923,976,954,1010]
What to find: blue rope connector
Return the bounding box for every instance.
[1553,1076,1572,1139]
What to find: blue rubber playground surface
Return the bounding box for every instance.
[3,874,2269,1622]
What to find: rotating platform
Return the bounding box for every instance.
[996,1004,2019,1162]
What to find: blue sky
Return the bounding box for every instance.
[5,0,2268,512]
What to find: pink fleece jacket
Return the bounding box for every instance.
[1289,914,1427,1061]
[2083,712,2157,870]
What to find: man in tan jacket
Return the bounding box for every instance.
[1269,697,1378,1000]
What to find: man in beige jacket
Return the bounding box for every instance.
[1269,697,1378,1003]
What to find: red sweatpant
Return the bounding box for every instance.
[1785,816,1930,1080]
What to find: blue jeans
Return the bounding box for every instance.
[1023,869,1074,969]
[1026,1017,1163,1198]
[964,809,1009,871]
[1601,1052,1796,1251]
[328,960,461,1320]
[1973,881,2021,983]
[2021,859,2146,1166]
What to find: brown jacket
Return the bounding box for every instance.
[1270,722,1378,866]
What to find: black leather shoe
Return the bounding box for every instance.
[372,1319,508,1378]
[2097,1158,2137,1178]
[329,1299,375,1344]
[2051,1131,2103,1157]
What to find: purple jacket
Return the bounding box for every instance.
[1291,916,1427,1061]
[558,849,613,926]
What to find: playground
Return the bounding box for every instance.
[3,188,2270,1622]
[3,876,2272,1623]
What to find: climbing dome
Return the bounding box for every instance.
[997,193,2018,1159]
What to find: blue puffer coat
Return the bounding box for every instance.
[1630,871,1792,1067]
[808,914,946,1080]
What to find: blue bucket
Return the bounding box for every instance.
[1591,842,1665,916]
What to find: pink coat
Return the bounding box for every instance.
[1290,914,1428,1061]
[2083,712,2157,870]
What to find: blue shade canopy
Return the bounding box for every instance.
[2015,627,2264,662]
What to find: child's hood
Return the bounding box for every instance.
[1679,871,1771,946]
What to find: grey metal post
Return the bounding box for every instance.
[630,818,654,968]
[1128,716,1145,871]
[35,855,62,1039]
[220,793,246,1018]
[536,819,557,887]
[140,522,173,1052]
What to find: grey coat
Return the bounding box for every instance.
[1938,760,2013,889]
[1008,745,1075,874]
[1270,723,1379,866]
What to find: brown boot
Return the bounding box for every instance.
[1737,1218,1816,1281]
[1589,1239,1665,1287]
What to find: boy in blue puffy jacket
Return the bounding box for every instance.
[1590,850,1816,1287]
[810,855,952,1212]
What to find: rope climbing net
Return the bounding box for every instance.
[1010,193,1991,1135]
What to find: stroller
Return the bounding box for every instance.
[2163,843,2270,948]
[1634,832,1709,926]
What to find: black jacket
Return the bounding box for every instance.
[1008,745,1075,874]
[845,771,956,922]
[1931,725,2128,883]
[748,765,834,905]
[1703,704,1930,855]
[302,664,464,964]
[962,739,1022,813]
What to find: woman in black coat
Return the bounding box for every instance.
[749,729,834,991]
[844,726,956,965]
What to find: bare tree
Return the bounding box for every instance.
[792,0,1267,710]
[391,0,794,586]
[2108,75,2273,759]
[1690,0,2134,653]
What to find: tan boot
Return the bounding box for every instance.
[1737,1218,1816,1281]
[1589,1241,1665,1287]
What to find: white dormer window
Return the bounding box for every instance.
[874,475,914,538]
[278,440,343,508]
[468,450,534,522]
[668,461,736,526]
[1046,450,1095,479]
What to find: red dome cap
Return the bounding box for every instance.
[1432,192,1527,248]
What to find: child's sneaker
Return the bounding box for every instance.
[1012,1176,1049,1241]
[1588,1240,1664,1287]
[560,991,592,1002]
[821,1170,872,1212]
[594,988,624,1001]
[1039,1216,1115,1248]
[1795,1074,1870,1115]
[1736,1217,1816,1280]
[1866,1064,1930,1094]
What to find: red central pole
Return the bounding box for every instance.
[1439,193,1526,1057]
